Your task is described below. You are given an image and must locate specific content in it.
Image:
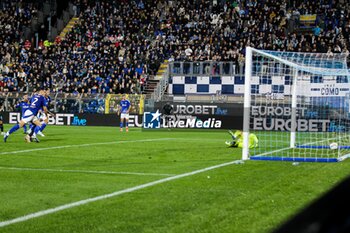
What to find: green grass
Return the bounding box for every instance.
[0,125,350,233]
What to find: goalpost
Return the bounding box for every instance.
[243,47,350,162]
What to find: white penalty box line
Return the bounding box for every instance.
[0,159,243,228]
[0,138,175,155]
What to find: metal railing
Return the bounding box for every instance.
[169,61,245,76]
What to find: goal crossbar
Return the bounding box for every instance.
[250,48,350,76]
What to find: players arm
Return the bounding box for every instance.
[43,97,55,117]
[47,109,56,117]
[42,106,55,117]
[42,99,55,117]
[15,102,21,110]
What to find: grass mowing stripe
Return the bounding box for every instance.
[0,159,243,228]
[0,138,174,155]
[0,167,175,177]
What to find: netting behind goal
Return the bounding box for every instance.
[243,47,350,162]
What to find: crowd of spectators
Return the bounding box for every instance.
[0,1,38,92]
[1,0,350,94]
[0,1,37,45]
[0,0,160,94]
[157,0,350,62]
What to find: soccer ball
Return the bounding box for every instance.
[329,142,338,150]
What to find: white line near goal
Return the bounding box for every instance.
[0,159,243,228]
[0,138,175,155]
[0,167,176,177]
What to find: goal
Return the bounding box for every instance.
[242,47,350,162]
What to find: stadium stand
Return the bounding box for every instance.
[0,0,349,95]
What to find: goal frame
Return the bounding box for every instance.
[242,47,350,162]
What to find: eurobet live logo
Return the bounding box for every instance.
[9,113,87,126]
[143,110,222,129]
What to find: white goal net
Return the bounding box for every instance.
[243,47,350,162]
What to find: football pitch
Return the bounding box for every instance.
[1,125,350,233]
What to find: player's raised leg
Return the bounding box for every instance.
[4,110,33,142]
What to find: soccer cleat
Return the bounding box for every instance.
[31,136,40,143]
[3,133,8,142]
[37,131,45,137]
[1,132,5,135]
[120,128,123,132]
[24,135,31,143]
[126,127,129,132]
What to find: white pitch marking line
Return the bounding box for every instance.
[0,167,175,177]
[0,138,174,155]
[0,159,243,228]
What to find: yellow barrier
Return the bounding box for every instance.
[105,94,144,114]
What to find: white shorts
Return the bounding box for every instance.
[120,113,129,119]
[22,110,37,124]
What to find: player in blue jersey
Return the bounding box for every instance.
[118,94,131,132]
[27,89,53,137]
[4,90,49,143]
[37,89,51,137]
[15,94,30,134]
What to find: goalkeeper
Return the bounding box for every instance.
[225,130,258,148]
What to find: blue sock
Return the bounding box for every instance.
[41,123,47,132]
[34,126,41,135]
[8,124,20,134]
[23,125,27,133]
[126,122,128,127]
[120,122,123,128]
